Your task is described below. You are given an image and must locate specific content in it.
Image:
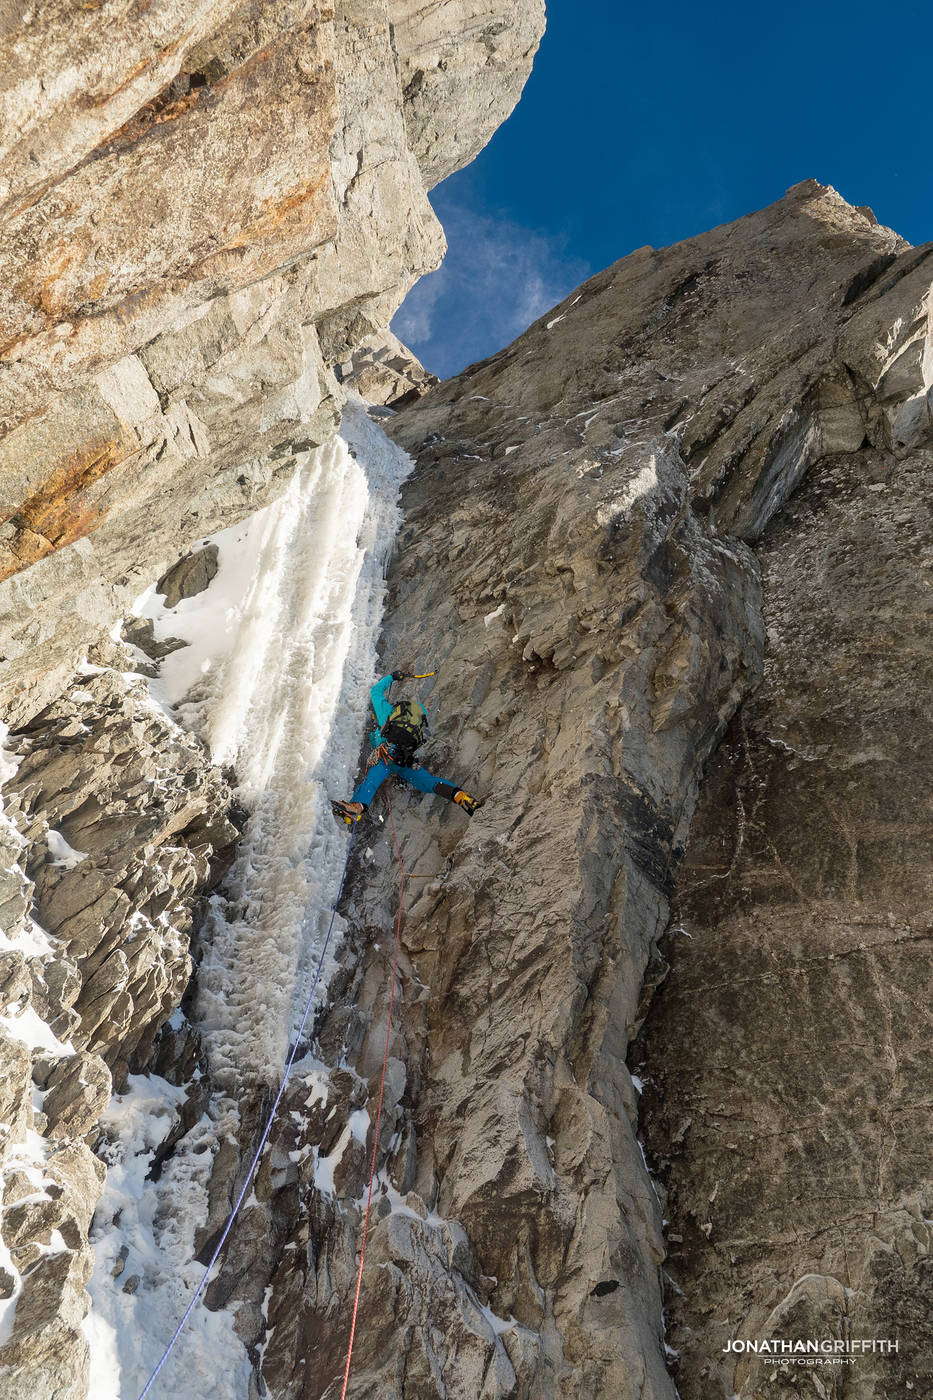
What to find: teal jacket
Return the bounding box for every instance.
[368,674,427,751]
[368,674,395,747]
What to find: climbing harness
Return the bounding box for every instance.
[137,832,357,1399]
[339,787,405,1399]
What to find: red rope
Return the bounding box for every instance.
[339,790,406,1400]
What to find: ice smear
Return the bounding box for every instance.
[596,457,660,529]
[480,1302,517,1336]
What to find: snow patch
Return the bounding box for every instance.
[373,1177,448,1231]
[302,1070,330,1112]
[348,1107,370,1145]
[46,829,88,868]
[0,1004,72,1056]
[596,457,659,529]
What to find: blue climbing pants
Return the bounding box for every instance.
[353,758,456,808]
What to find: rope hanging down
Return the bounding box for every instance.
[137,834,356,1400]
[339,787,406,1398]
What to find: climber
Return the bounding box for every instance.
[331,671,480,824]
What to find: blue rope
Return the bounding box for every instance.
[137,832,355,1400]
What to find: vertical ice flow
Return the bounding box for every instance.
[139,397,411,1086]
[83,403,411,1399]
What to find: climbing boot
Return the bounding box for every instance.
[453,790,479,815]
[332,800,365,826]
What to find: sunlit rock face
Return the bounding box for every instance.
[0,0,544,718]
[389,0,547,187]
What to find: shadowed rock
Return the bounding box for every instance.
[157,543,220,608]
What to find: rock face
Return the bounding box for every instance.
[0,662,238,1398]
[1,46,930,1393]
[6,668,239,1075]
[390,0,546,187]
[0,0,544,719]
[338,329,438,407]
[202,182,931,1399]
[636,433,932,1392]
[0,5,545,1390]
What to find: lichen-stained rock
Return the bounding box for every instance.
[0,1,244,220]
[0,4,342,426]
[0,0,545,718]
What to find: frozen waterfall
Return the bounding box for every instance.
[83,400,411,1399]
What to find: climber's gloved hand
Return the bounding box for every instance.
[391,670,408,682]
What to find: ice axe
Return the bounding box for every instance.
[390,668,437,688]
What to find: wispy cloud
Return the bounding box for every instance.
[393,199,591,380]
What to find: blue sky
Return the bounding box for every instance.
[394,0,933,379]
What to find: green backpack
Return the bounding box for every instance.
[381,700,427,756]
